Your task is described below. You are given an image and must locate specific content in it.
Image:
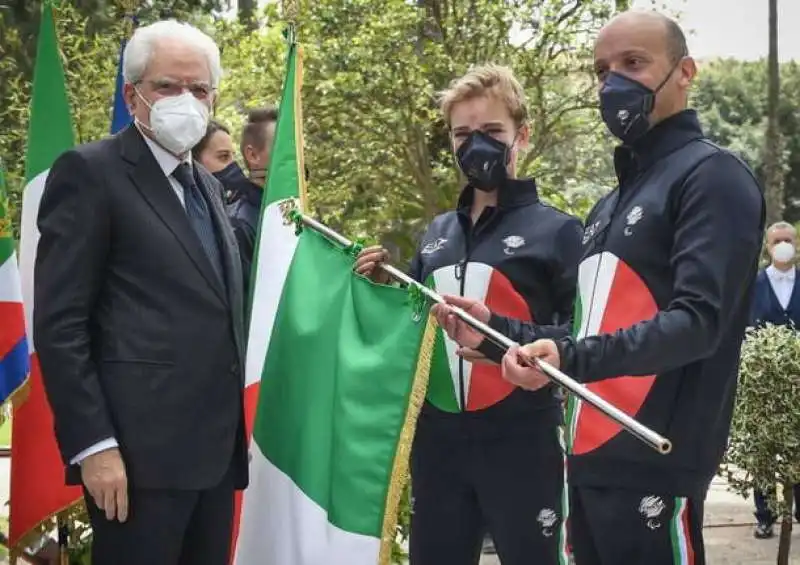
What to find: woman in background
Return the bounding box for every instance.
[193,119,235,174]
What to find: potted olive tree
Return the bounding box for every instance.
[721,323,800,565]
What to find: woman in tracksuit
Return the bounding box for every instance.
[355,64,583,565]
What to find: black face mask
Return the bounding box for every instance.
[455,130,512,192]
[599,66,677,144]
[213,161,250,190]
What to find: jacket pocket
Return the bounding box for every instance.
[100,360,175,450]
[100,358,175,367]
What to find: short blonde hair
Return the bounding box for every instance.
[439,64,529,128]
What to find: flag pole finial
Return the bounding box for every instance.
[119,0,140,33]
[281,0,299,21]
[281,0,299,42]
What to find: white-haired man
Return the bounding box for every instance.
[34,20,247,565]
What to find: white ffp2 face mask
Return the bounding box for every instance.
[136,89,209,156]
[772,241,796,263]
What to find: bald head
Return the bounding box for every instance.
[594,10,696,127]
[603,11,688,64]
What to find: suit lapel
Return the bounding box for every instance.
[786,268,800,313]
[120,126,227,304]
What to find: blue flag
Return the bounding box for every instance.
[111,39,132,134]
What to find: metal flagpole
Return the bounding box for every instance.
[57,516,68,565]
[279,199,673,455]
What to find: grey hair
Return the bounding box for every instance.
[768,221,797,235]
[123,20,222,88]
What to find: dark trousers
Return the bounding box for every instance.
[85,465,236,565]
[754,484,800,526]
[569,486,705,565]
[409,415,567,565]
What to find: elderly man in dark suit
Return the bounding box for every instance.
[34,19,247,565]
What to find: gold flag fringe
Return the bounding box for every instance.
[9,501,86,565]
[377,313,437,565]
[8,376,31,411]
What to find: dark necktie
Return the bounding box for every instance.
[172,163,225,284]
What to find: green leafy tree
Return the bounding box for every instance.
[692,59,800,223]
[721,324,800,565]
[293,0,625,262]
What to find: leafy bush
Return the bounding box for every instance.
[721,323,800,565]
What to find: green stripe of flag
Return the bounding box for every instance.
[25,1,74,183]
[255,228,433,536]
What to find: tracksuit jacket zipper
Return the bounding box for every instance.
[454,207,502,410]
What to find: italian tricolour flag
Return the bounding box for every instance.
[231,31,436,565]
[10,0,83,549]
[0,163,29,404]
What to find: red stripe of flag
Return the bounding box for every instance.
[0,302,26,359]
[229,382,261,563]
[9,354,82,546]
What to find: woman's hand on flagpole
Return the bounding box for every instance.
[431,295,492,359]
[354,246,391,284]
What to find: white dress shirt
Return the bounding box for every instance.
[70,131,192,466]
[142,131,193,208]
[766,264,796,310]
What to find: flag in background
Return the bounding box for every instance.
[10,0,83,549]
[0,162,29,405]
[110,12,137,135]
[110,37,131,134]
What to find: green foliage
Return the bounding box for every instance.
[693,59,800,223]
[721,324,800,520]
[296,0,620,262]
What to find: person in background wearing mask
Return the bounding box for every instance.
[214,107,279,297]
[433,11,764,564]
[355,64,583,565]
[34,20,247,565]
[749,221,800,540]
[193,119,235,174]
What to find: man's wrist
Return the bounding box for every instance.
[71,438,119,466]
[476,337,505,365]
[556,337,577,377]
[487,312,505,331]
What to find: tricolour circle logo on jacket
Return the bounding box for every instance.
[567,251,658,455]
[426,262,532,412]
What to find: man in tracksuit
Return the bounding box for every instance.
[434,12,765,565]
[355,64,583,565]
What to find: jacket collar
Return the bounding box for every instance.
[230,177,262,208]
[613,109,706,186]
[456,177,539,215]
